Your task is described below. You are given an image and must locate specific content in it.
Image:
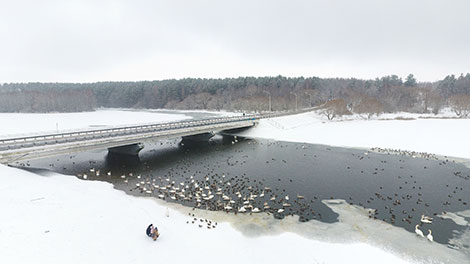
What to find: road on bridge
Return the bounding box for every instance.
[0,109,314,164]
[0,115,259,163]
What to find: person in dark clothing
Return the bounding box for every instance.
[146,224,160,241]
[146,224,153,237]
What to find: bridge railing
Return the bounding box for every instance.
[0,114,259,150]
[0,108,318,152]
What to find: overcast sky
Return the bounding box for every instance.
[1,0,469,83]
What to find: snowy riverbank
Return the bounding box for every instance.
[4,164,465,264]
[238,110,470,160]
[1,109,469,263]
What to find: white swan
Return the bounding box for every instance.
[415,225,424,237]
[427,229,433,242]
[421,214,433,224]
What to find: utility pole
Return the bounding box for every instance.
[305,91,315,108]
[263,90,272,112]
[290,92,298,112]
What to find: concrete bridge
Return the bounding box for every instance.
[0,115,259,164]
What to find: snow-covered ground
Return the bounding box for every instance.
[238,110,470,160]
[0,109,192,137]
[152,108,245,117]
[1,109,469,264]
[3,165,467,264]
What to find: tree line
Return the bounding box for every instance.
[0,74,469,116]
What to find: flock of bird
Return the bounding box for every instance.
[127,169,317,221]
[415,214,434,242]
[25,137,468,243]
[186,213,218,229]
[370,147,441,160]
[352,148,468,230]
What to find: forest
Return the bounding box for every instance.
[0,74,469,117]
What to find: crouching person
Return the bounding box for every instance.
[146,224,160,241]
[151,226,160,241]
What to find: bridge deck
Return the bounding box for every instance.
[0,115,258,163]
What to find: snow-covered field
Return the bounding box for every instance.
[1,164,436,264]
[1,109,469,264]
[239,111,470,161]
[0,109,190,137]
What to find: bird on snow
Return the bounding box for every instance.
[427,229,433,242]
[415,225,424,237]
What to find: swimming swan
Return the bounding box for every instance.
[421,214,433,224]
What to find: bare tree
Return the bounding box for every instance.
[354,97,384,119]
[194,92,212,109]
[449,94,470,118]
[415,87,431,113]
[321,98,351,120]
[344,91,367,113]
[428,91,444,115]
[206,95,225,111]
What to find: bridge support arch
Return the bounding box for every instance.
[108,143,144,156]
[181,132,215,143]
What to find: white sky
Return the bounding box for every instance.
[0,0,469,83]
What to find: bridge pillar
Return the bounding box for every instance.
[181,132,215,143]
[108,143,144,156]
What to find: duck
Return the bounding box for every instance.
[427,229,433,242]
[421,215,433,224]
[415,225,424,237]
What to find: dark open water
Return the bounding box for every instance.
[20,135,470,254]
